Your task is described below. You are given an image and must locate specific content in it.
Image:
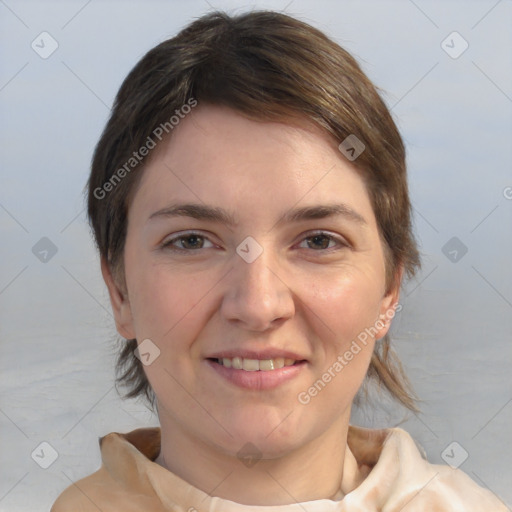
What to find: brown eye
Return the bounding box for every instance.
[298,232,344,251]
[162,232,214,251]
[179,234,204,249]
[306,234,332,250]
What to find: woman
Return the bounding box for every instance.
[52,10,507,511]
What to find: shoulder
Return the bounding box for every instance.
[385,427,508,511]
[422,464,509,511]
[51,428,164,512]
[51,468,164,512]
[50,470,107,512]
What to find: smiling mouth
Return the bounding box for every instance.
[208,357,303,371]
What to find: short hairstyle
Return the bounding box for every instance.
[87,10,421,411]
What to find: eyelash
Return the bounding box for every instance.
[161,231,349,253]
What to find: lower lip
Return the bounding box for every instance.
[206,359,307,390]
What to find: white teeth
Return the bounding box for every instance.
[273,358,285,369]
[242,358,260,371]
[259,359,275,371]
[217,356,296,371]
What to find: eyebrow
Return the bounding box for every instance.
[147,202,367,227]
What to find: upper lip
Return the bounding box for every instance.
[206,349,308,361]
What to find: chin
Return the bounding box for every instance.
[216,407,310,456]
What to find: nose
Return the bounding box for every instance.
[220,245,295,331]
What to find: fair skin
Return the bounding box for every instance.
[102,104,401,505]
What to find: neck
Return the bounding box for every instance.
[155,408,357,506]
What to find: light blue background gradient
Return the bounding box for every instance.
[1,1,511,510]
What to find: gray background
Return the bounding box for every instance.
[1,0,511,510]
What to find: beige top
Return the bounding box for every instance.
[51,425,508,511]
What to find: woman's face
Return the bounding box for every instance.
[105,104,400,457]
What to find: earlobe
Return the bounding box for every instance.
[101,257,136,339]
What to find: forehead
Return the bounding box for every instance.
[152,105,338,173]
[129,104,376,227]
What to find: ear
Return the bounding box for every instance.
[101,257,136,339]
[374,264,404,340]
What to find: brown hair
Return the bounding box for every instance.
[87,10,421,412]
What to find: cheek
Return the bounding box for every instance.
[302,268,384,346]
[300,273,380,409]
[127,263,218,390]
[125,257,215,344]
